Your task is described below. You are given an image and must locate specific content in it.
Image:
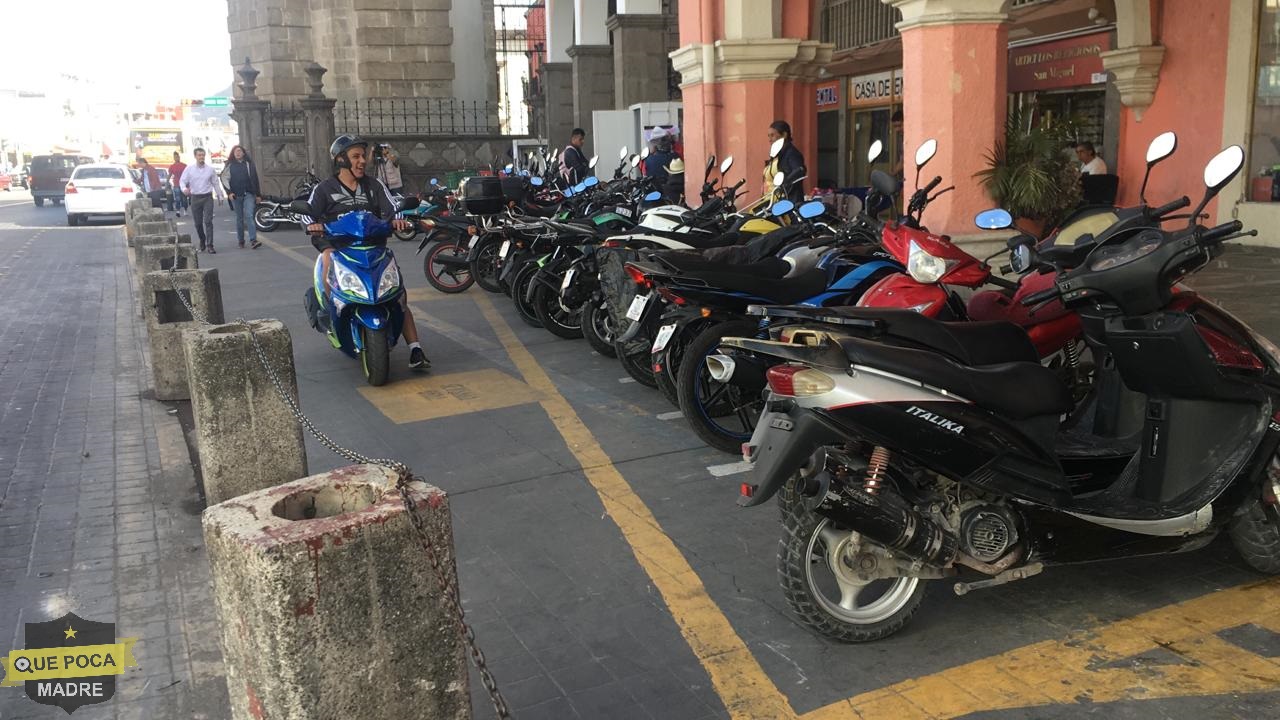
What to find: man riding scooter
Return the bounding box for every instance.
[304,134,431,371]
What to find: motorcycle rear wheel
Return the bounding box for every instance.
[1229,501,1280,574]
[471,237,506,293]
[532,281,584,339]
[360,327,391,386]
[510,262,544,329]
[615,337,658,388]
[423,241,475,293]
[254,205,279,232]
[394,224,419,242]
[582,302,617,358]
[778,499,925,643]
[676,320,763,454]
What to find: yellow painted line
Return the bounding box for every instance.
[803,578,1280,719]
[358,368,542,424]
[473,293,794,719]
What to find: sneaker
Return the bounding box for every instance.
[409,347,430,371]
[199,243,206,252]
[238,242,245,248]
[251,240,262,249]
[208,246,216,254]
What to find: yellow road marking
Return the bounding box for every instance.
[804,578,1280,719]
[473,293,794,718]
[358,368,542,423]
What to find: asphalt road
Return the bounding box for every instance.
[3,190,1279,719]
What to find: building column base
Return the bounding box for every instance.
[608,14,672,106]
[540,62,574,152]
[567,44,615,136]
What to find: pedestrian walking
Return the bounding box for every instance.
[169,151,188,217]
[374,144,405,195]
[560,128,589,186]
[222,145,262,249]
[179,147,226,254]
[138,158,165,209]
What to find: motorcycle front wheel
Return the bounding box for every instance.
[423,241,475,294]
[360,327,391,386]
[778,497,925,643]
[394,223,419,242]
[254,205,279,232]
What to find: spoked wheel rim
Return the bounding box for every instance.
[591,303,615,344]
[692,350,761,441]
[804,519,920,624]
[476,243,501,283]
[427,243,471,289]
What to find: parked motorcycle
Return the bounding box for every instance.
[719,145,1275,643]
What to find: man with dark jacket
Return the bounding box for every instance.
[303,134,430,371]
[560,128,589,185]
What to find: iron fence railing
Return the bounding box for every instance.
[822,0,1051,53]
[264,106,305,136]
[336,98,502,136]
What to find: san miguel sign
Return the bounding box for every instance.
[1008,32,1111,93]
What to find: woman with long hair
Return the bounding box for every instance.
[223,145,262,249]
[764,120,806,203]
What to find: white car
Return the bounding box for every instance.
[64,164,142,226]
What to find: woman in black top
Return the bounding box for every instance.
[224,145,262,249]
[764,120,807,203]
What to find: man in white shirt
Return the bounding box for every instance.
[1076,142,1108,175]
[179,147,227,253]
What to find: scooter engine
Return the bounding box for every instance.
[959,504,1020,564]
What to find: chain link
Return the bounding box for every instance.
[165,261,511,718]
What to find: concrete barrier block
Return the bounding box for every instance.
[136,243,198,296]
[203,465,471,719]
[136,219,176,236]
[183,320,308,505]
[142,269,224,400]
[131,233,192,265]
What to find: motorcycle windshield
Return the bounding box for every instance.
[324,210,392,240]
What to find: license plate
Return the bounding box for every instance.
[615,206,633,218]
[626,293,650,321]
[651,323,676,353]
[560,268,577,293]
[500,239,511,258]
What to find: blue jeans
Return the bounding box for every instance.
[232,195,256,244]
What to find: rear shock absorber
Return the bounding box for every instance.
[863,446,891,495]
[1064,341,1081,370]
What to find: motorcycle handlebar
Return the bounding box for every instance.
[1148,195,1190,219]
[1021,287,1058,306]
[921,175,943,195]
[1200,220,1243,244]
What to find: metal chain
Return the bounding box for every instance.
[164,262,511,718]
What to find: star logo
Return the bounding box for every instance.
[63,627,76,640]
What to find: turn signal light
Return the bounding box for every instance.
[624,263,652,289]
[766,364,836,397]
[64,182,78,194]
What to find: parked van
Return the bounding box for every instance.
[29,154,93,207]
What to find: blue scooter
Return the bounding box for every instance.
[297,200,416,386]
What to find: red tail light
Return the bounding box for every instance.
[120,185,135,193]
[766,364,836,397]
[739,483,755,498]
[65,182,77,194]
[625,263,652,289]
[656,286,687,306]
[1196,326,1264,371]
[602,239,624,249]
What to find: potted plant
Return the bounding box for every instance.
[975,110,1082,239]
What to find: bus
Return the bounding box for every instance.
[129,128,184,166]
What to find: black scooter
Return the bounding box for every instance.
[720,145,1277,643]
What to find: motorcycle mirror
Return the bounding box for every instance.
[773,171,786,188]
[572,182,586,193]
[798,200,825,220]
[289,199,312,215]
[584,176,600,188]
[504,163,514,173]
[619,146,628,160]
[630,154,640,168]
[1146,131,1177,165]
[641,146,650,160]
[589,155,599,169]
[530,176,544,187]
[974,208,1014,230]
[644,190,662,202]
[867,140,884,164]
[1009,244,1034,274]
[399,196,421,211]
[915,138,937,170]
[770,199,795,217]
[564,186,575,197]
[870,169,898,197]
[429,177,439,186]
[1188,145,1245,227]
[769,138,785,159]
[720,156,734,174]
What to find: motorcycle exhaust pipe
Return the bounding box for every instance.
[706,352,768,389]
[434,253,470,268]
[706,354,735,383]
[815,476,958,567]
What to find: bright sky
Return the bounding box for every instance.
[0,0,232,100]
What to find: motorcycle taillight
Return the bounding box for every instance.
[1196,326,1264,371]
[625,263,652,289]
[656,286,687,306]
[766,365,836,397]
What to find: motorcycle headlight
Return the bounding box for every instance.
[334,263,368,299]
[906,240,955,284]
[377,260,401,299]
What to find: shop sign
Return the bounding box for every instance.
[816,81,841,110]
[849,70,902,108]
[1008,32,1111,93]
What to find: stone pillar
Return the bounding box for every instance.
[231,60,269,170]
[142,269,225,401]
[541,62,575,151]
[300,63,338,177]
[568,45,615,138]
[887,0,1010,236]
[226,0,314,104]
[183,320,308,505]
[608,14,672,107]
[202,464,471,719]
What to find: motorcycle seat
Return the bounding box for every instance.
[833,335,1072,420]
[520,203,561,218]
[671,265,830,305]
[652,248,784,277]
[797,307,1039,366]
